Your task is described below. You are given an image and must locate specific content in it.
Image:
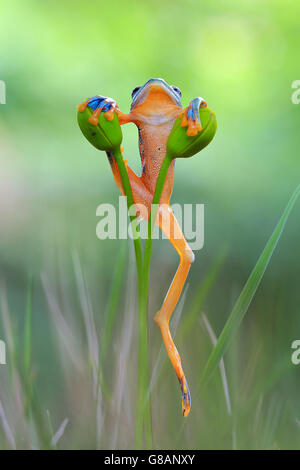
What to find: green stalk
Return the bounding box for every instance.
[113,148,143,280]
[135,282,151,449]
[138,154,173,448]
[112,148,152,449]
[143,154,173,301]
[114,148,173,449]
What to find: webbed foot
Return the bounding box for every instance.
[77,95,119,126]
[179,375,191,417]
[179,97,207,136]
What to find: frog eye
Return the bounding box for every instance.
[172,86,182,97]
[200,100,207,108]
[131,86,141,98]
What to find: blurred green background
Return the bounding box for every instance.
[0,0,299,449]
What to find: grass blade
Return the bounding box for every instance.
[51,417,69,448]
[24,278,33,417]
[101,241,127,363]
[0,400,16,449]
[201,314,232,415]
[201,184,300,387]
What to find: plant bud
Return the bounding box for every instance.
[167,107,217,159]
[77,101,122,152]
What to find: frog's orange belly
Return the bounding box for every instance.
[138,122,175,201]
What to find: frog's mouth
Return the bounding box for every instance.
[130,78,182,110]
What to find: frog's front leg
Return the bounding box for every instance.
[78,95,132,126]
[78,95,150,217]
[179,97,208,136]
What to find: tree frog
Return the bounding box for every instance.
[78,78,212,417]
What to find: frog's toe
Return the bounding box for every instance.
[179,376,191,417]
[179,97,207,137]
[77,95,119,126]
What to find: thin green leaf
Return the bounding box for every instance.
[24,278,33,377]
[95,242,127,402]
[24,277,33,417]
[101,241,127,363]
[201,184,300,387]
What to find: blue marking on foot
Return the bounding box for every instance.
[186,106,195,121]
[88,97,104,110]
[102,102,111,112]
[184,380,191,409]
[179,377,191,414]
[87,95,110,111]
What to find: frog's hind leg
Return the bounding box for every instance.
[154,204,194,417]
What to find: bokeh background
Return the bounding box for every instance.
[0,0,299,449]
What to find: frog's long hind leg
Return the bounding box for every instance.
[106,150,194,416]
[154,204,194,417]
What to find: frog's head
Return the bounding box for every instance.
[130,78,182,123]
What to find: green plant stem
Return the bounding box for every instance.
[113,147,152,449]
[135,284,151,449]
[143,154,173,305]
[137,154,173,448]
[114,148,173,449]
[113,148,143,280]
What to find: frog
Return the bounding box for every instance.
[78,78,211,417]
